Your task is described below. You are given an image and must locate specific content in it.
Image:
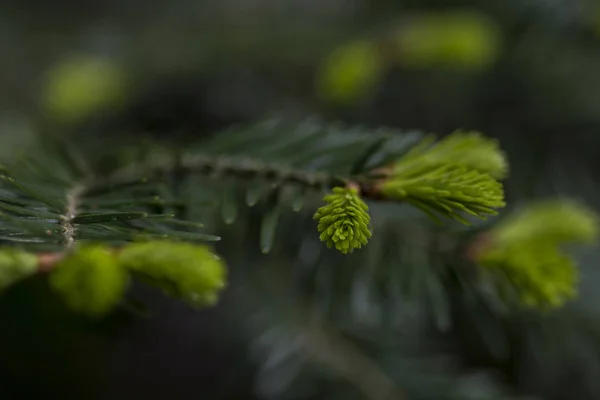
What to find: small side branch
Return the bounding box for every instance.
[300,326,405,400]
[179,154,342,189]
[91,154,367,199]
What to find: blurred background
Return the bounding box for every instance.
[2,0,600,399]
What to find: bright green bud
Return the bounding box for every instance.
[473,199,599,309]
[316,40,385,105]
[50,246,129,317]
[395,11,501,70]
[393,131,508,179]
[477,242,577,309]
[382,132,507,224]
[381,164,505,225]
[44,55,128,124]
[491,199,599,246]
[118,241,227,308]
[0,249,38,292]
[313,187,372,254]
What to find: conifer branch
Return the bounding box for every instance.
[301,325,405,400]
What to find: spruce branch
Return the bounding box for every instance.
[250,269,407,400]
[300,325,404,400]
[0,119,509,306]
[73,122,508,259]
[0,146,227,313]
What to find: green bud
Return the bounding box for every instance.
[0,249,38,292]
[316,40,384,105]
[44,55,128,124]
[50,246,129,317]
[477,242,577,309]
[381,164,505,225]
[395,11,501,70]
[313,187,372,254]
[393,131,508,179]
[118,241,227,308]
[382,132,507,224]
[472,199,599,309]
[491,199,599,246]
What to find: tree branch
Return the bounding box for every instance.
[300,325,406,400]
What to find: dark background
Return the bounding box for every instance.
[2,1,600,399]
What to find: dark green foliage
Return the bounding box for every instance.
[4,1,600,399]
[0,117,593,400]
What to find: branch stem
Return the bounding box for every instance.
[60,184,85,250]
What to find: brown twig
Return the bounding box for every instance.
[37,252,65,273]
[465,233,493,263]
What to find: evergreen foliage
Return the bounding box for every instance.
[0,116,597,400]
[4,1,600,399]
